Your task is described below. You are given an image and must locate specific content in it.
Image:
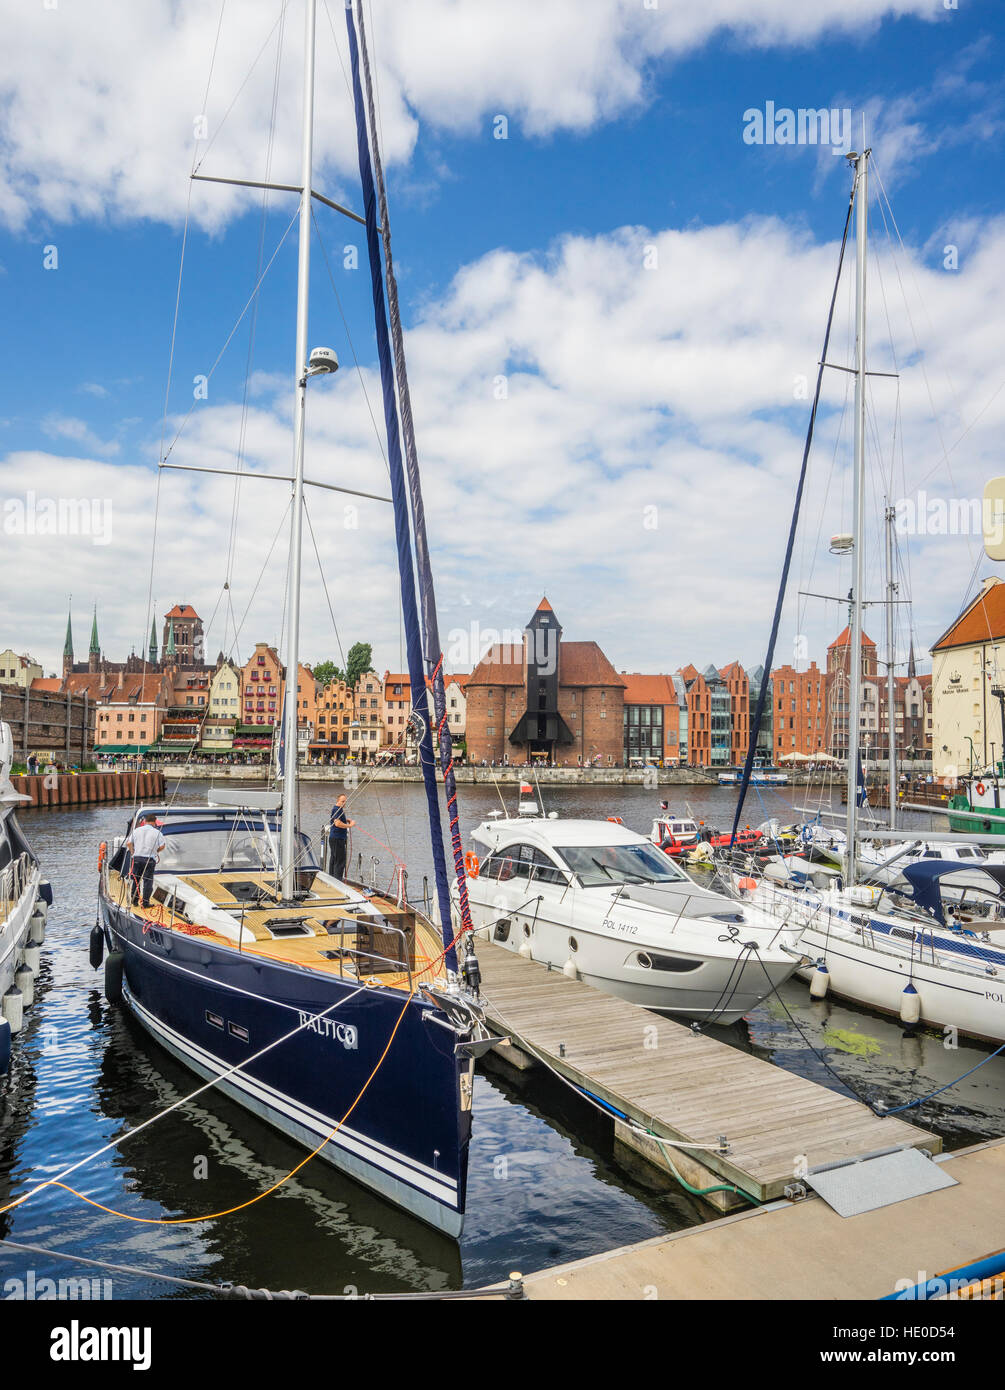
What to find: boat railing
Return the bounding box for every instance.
[0,851,33,919]
[324,919,415,989]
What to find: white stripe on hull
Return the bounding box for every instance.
[121,985,463,1237]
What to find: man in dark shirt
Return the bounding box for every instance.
[328,793,355,880]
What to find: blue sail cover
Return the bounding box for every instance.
[345,5,455,953]
[350,0,472,970]
[901,859,1005,927]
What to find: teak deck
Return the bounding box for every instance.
[474,935,939,1203]
[106,868,447,989]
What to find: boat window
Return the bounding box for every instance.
[557,843,691,887]
[156,822,318,874]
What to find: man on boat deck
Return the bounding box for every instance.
[126,813,165,909]
[329,794,355,881]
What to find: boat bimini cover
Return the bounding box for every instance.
[901,859,1005,927]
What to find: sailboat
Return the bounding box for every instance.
[724,150,1005,1045]
[92,0,487,1236]
[0,722,51,1074]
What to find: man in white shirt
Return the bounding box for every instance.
[126,814,166,908]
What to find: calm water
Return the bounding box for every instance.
[2,778,1004,1298]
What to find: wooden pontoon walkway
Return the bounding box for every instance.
[475,936,938,1207]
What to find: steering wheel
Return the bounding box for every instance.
[227,836,267,867]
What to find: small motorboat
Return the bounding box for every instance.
[455,815,803,1023]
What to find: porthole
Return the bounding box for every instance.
[568,936,578,953]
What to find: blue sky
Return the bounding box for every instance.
[2,0,1004,678]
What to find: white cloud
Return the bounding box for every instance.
[40,414,121,457]
[0,0,943,232]
[6,202,1005,682]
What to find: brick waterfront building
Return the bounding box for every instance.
[772,661,827,759]
[466,600,624,765]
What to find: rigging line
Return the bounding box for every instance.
[311,206,391,472]
[0,978,367,1221]
[194,0,229,176]
[31,983,415,1228]
[303,500,348,672]
[159,203,302,466]
[226,1,289,592]
[192,0,291,176]
[731,177,856,845]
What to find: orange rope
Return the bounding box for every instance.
[0,985,416,1225]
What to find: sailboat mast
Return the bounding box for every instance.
[885,500,898,829]
[844,147,869,884]
[280,0,317,897]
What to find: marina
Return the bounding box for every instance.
[3,0,1005,1354]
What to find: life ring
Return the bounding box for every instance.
[464,851,480,879]
[976,782,987,797]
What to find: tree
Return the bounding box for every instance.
[346,642,373,691]
[312,660,344,687]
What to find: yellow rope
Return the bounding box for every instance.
[0,986,416,1226]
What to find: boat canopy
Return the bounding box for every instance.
[901,859,1005,926]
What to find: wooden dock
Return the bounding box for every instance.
[504,1137,1005,1300]
[474,936,938,1208]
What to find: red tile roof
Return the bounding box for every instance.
[621,673,675,704]
[932,580,1005,651]
[828,625,876,649]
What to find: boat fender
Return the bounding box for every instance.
[809,963,830,999]
[22,941,42,974]
[1,987,23,1036]
[14,964,33,1010]
[900,982,921,1026]
[0,1017,10,1076]
[104,950,124,1007]
[89,925,105,970]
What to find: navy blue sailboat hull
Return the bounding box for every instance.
[99,897,471,1237]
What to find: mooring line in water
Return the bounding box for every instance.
[39,987,417,1227]
[0,980,412,1224]
[0,1236,521,1300]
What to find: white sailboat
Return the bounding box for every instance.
[727,149,1005,1044]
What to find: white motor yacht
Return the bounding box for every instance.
[0,722,50,1070]
[453,815,803,1023]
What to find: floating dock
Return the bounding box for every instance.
[506,1137,1005,1300]
[475,936,937,1210]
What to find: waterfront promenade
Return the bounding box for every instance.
[120,762,848,788]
